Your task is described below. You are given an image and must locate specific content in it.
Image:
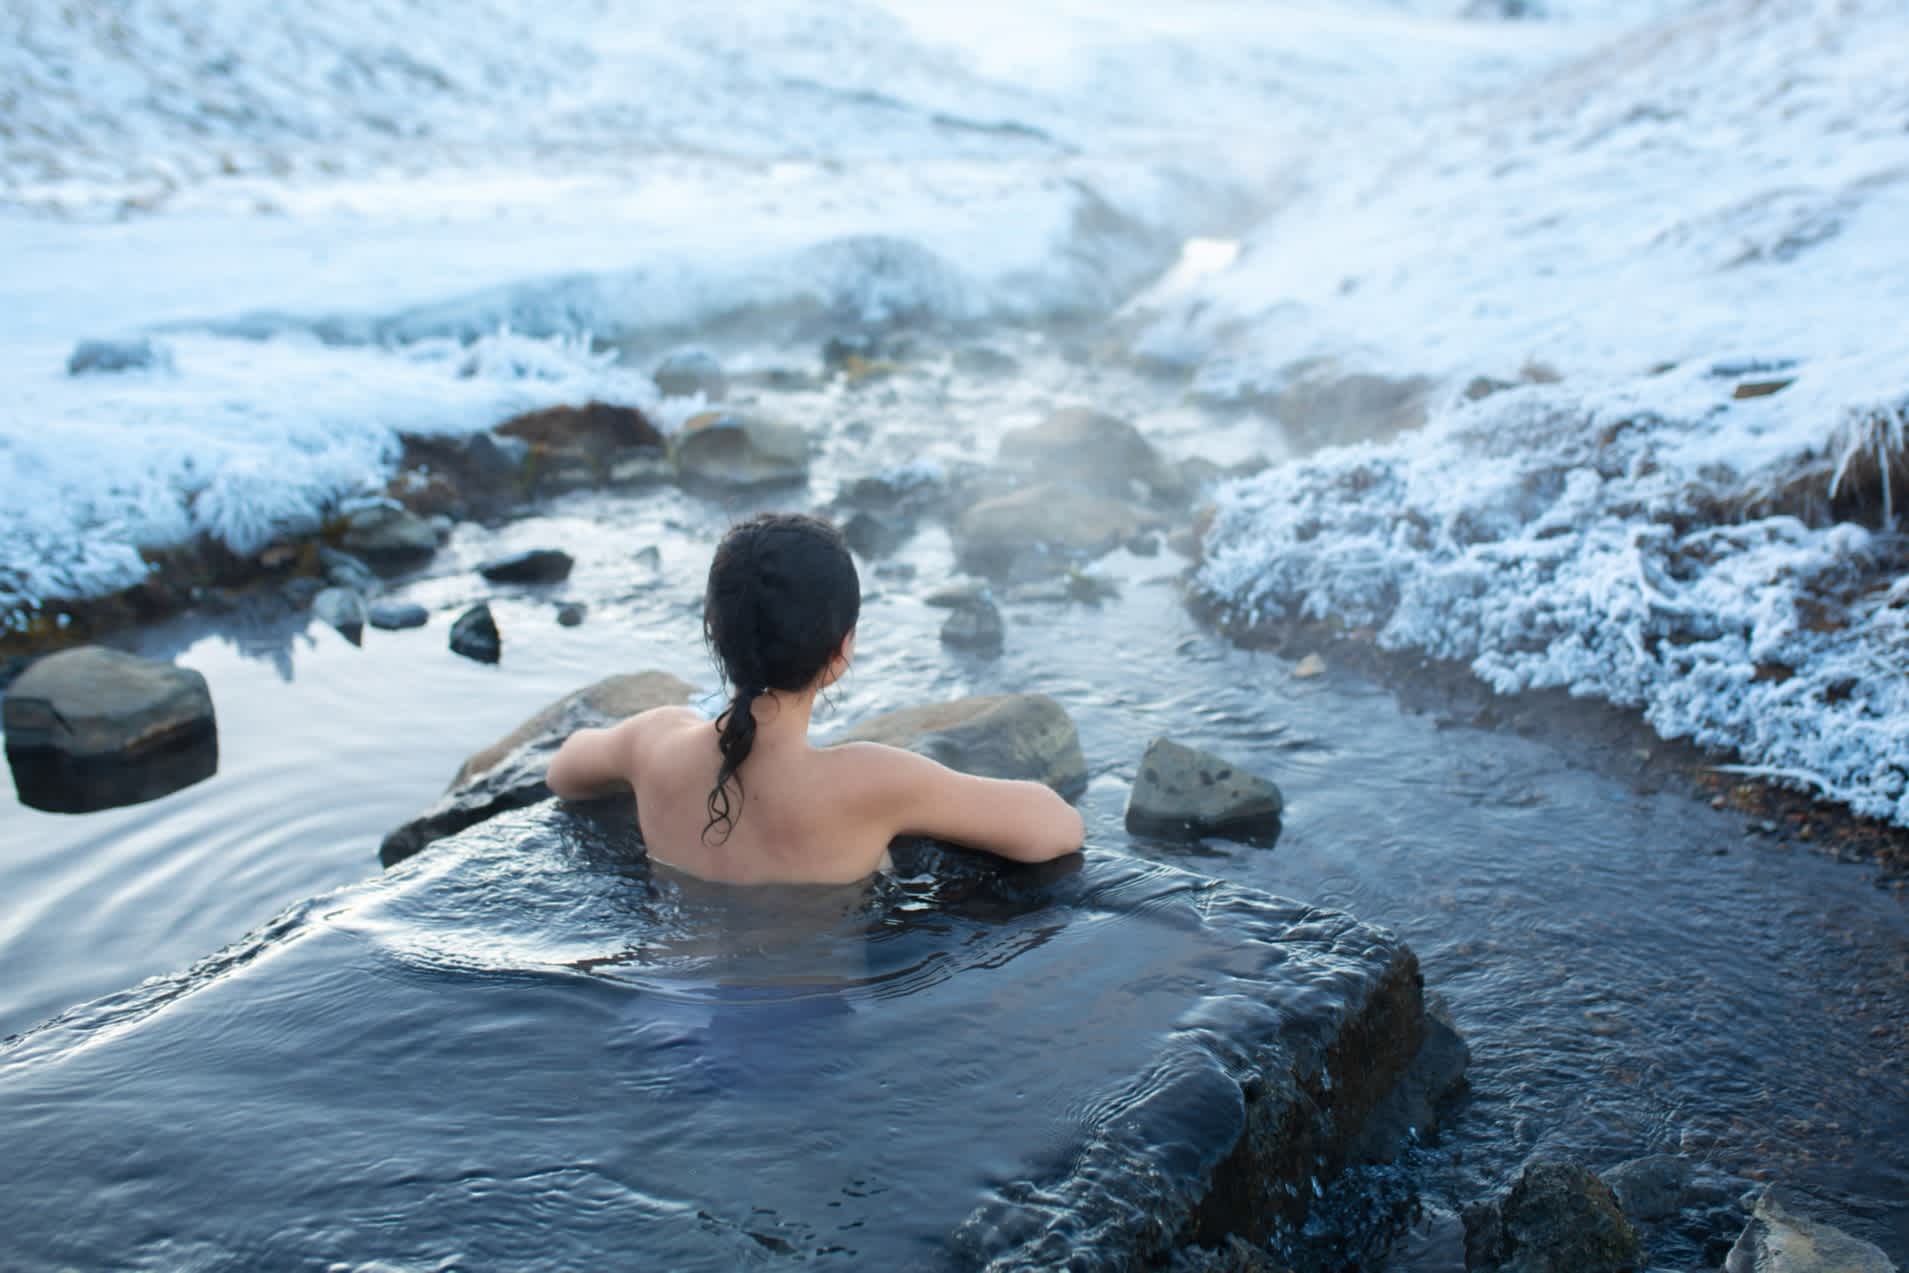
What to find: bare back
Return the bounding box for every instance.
[632,708,894,885]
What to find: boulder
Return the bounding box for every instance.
[1271,361,1434,451]
[1465,1160,1642,1273]
[338,505,439,574]
[2,646,217,813]
[477,549,574,584]
[449,604,501,665]
[834,692,1087,797]
[67,337,172,376]
[940,599,1005,654]
[652,346,727,399]
[953,482,1158,578]
[841,509,910,558]
[0,802,1428,1273]
[999,407,1183,501]
[1601,1154,1693,1223]
[1355,990,1470,1162]
[670,411,810,489]
[367,601,430,631]
[494,401,662,456]
[380,670,694,867]
[1725,1189,1897,1273]
[391,431,530,519]
[310,587,367,645]
[1125,738,1284,845]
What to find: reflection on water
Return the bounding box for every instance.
[6,728,218,813]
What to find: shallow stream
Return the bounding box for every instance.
[4,335,1906,1267]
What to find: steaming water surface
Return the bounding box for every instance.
[2,341,1905,1266]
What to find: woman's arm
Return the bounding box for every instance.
[545,707,692,800]
[842,742,1084,863]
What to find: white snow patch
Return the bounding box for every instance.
[0,330,657,624]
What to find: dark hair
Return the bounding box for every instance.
[701,512,861,844]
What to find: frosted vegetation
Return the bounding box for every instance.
[4,0,1908,820]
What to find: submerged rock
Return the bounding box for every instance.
[311,586,367,645]
[670,411,810,489]
[940,598,1005,654]
[835,692,1087,797]
[448,604,501,665]
[1126,738,1284,845]
[652,346,727,399]
[477,549,574,584]
[67,337,172,376]
[1725,1189,1897,1273]
[1465,1160,1641,1273]
[338,505,439,574]
[367,601,429,631]
[380,670,693,867]
[554,601,587,627]
[954,482,1158,578]
[1601,1154,1693,1223]
[1,795,1428,1273]
[2,646,217,813]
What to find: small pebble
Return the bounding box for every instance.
[1293,653,1326,679]
[555,602,587,627]
[367,601,429,631]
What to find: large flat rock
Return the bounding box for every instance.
[0,803,1424,1272]
[380,670,694,866]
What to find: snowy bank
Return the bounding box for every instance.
[1183,0,1909,822]
[1201,357,1909,825]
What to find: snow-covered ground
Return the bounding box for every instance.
[5,0,1908,820]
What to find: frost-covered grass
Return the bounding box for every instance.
[1201,354,1909,825]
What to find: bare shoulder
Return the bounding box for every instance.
[621,704,706,755]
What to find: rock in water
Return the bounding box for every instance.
[669,411,810,489]
[954,482,1159,578]
[476,549,574,584]
[999,407,1184,501]
[1125,738,1284,844]
[367,601,429,631]
[67,337,171,376]
[554,602,587,627]
[380,670,693,866]
[338,505,439,574]
[1465,1160,1641,1273]
[835,693,1087,797]
[652,346,727,399]
[449,604,501,665]
[2,646,217,813]
[1726,1189,1897,1273]
[1355,990,1470,1162]
[940,599,1005,654]
[310,587,367,645]
[1601,1154,1694,1224]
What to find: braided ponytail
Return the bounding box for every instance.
[704,685,762,845]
